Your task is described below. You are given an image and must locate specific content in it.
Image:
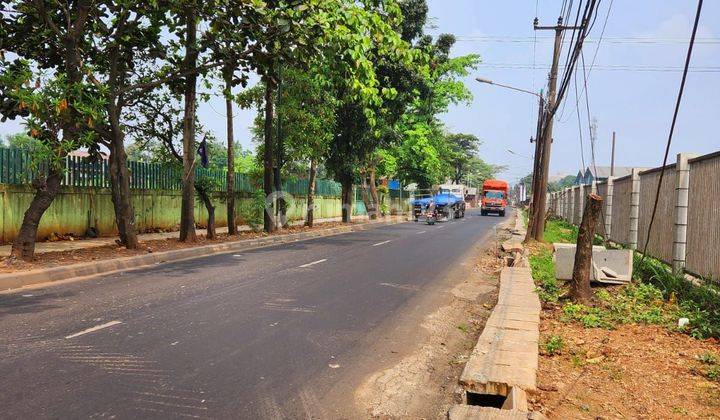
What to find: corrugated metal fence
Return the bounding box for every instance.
[0,147,343,197]
[548,150,720,281]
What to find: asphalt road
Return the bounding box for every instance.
[0,209,510,419]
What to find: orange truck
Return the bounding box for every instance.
[480,179,509,217]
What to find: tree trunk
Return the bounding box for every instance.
[305,159,317,227]
[108,130,140,249]
[263,71,276,233]
[224,65,237,235]
[369,167,380,219]
[570,193,603,304]
[359,168,372,219]
[200,192,216,240]
[10,169,63,261]
[341,175,353,223]
[179,11,198,242]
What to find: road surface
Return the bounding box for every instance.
[0,209,510,418]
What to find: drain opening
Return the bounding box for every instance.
[466,392,507,408]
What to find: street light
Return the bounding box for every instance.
[507,149,533,160]
[475,77,543,102]
[476,76,545,243]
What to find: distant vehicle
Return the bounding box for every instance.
[411,184,467,222]
[480,179,508,217]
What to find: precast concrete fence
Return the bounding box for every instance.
[548,150,720,281]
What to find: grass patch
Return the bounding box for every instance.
[542,218,578,244]
[529,247,561,303]
[560,283,680,330]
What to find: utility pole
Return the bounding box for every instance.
[531,16,583,241]
[610,131,616,177]
[526,93,545,242]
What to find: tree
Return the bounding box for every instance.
[1,2,101,260]
[446,133,481,184]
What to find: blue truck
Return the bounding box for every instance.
[412,185,467,224]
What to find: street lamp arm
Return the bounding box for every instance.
[475,77,543,102]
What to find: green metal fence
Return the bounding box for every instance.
[0,147,348,197]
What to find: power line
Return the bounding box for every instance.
[475,63,720,72]
[642,0,703,262]
[455,36,720,44]
[574,70,587,170]
[559,0,614,124]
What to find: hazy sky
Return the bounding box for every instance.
[425,0,720,182]
[1,1,718,184]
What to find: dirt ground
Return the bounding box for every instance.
[0,220,358,273]
[530,307,720,419]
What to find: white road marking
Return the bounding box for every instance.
[435,225,445,229]
[372,240,391,247]
[380,282,420,291]
[65,320,122,339]
[298,259,327,268]
[416,230,426,234]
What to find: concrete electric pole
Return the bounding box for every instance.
[531,16,584,241]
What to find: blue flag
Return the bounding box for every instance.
[197,137,209,168]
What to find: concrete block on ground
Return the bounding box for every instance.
[502,240,524,253]
[448,405,529,420]
[553,243,632,283]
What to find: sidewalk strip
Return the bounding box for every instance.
[65,320,123,339]
[372,240,391,247]
[298,259,327,268]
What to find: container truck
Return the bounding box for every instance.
[480,179,508,217]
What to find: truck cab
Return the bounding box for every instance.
[480,179,508,217]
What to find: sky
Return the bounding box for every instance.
[1,1,718,185]
[424,0,720,183]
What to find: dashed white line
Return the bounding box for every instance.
[372,240,391,247]
[416,230,426,234]
[298,259,327,268]
[65,320,122,339]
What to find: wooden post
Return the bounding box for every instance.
[571,193,603,304]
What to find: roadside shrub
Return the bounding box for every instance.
[238,189,267,231]
[543,335,564,356]
[634,254,720,339]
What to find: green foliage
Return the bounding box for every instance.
[0,133,36,149]
[561,283,681,330]
[698,352,719,365]
[633,254,720,339]
[697,352,720,381]
[394,122,444,188]
[543,218,579,244]
[239,189,267,231]
[194,174,220,199]
[543,335,564,356]
[549,175,577,192]
[530,248,561,303]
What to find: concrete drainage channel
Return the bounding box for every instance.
[449,210,545,420]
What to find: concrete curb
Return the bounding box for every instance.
[1,218,408,292]
[450,208,545,419]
